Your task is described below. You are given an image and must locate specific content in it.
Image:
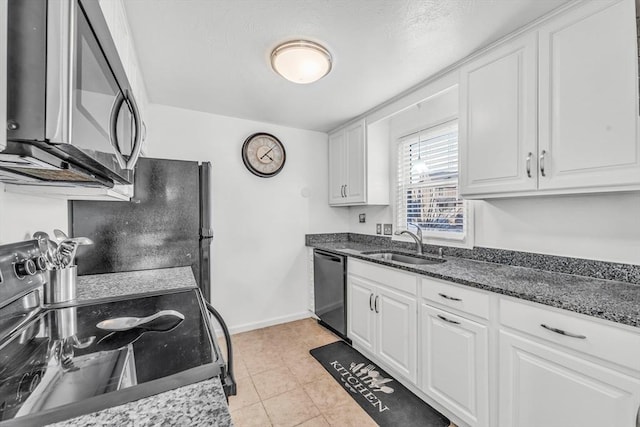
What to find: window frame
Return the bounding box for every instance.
[393,117,474,249]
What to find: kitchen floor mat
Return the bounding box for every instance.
[310,341,450,427]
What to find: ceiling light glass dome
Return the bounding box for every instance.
[271,40,332,84]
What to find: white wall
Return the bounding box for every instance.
[0,184,68,244]
[147,104,349,333]
[345,84,640,265]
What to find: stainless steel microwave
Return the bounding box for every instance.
[1,0,142,187]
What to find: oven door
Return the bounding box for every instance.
[6,0,142,185]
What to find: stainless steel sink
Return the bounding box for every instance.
[362,251,445,265]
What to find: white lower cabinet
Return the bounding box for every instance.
[421,304,489,427]
[347,261,418,383]
[499,330,640,427]
[347,275,376,353]
[344,259,640,427]
[376,285,417,381]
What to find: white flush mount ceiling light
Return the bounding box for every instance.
[270,40,332,84]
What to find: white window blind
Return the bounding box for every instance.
[396,120,465,237]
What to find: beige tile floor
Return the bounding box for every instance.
[226,318,378,427]
[225,318,456,427]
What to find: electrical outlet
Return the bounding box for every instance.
[376,224,382,234]
[359,213,366,223]
[383,224,393,235]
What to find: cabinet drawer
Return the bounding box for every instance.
[349,259,417,295]
[421,277,490,320]
[500,298,640,372]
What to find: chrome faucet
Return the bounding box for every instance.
[395,223,423,255]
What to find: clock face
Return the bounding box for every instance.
[241,133,286,177]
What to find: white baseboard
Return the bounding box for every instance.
[228,310,312,335]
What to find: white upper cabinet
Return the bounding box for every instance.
[329,120,366,205]
[538,0,640,191]
[328,130,347,203]
[345,122,366,203]
[328,119,389,206]
[459,32,538,196]
[460,0,640,198]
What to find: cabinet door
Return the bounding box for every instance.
[459,33,538,196]
[499,330,640,427]
[421,305,489,427]
[344,120,366,203]
[328,130,347,205]
[376,285,417,382]
[538,0,640,190]
[347,275,375,353]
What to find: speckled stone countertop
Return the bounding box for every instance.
[46,267,233,427]
[76,266,197,302]
[310,238,640,329]
[49,378,232,427]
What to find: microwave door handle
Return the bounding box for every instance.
[125,92,143,170]
[109,91,128,169]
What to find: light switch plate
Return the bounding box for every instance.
[383,224,393,235]
[359,213,366,223]
[376,224,382,234]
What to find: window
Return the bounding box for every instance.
[396,120,467,241]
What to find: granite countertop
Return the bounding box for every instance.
[310,240,640,329]
[76,266,198,302]
[50,378,232,427]
[47,266,233,427]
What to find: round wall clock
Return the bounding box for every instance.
[241,133,286,178]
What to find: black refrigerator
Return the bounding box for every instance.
[70,157,213,301]
[70,157,237,396]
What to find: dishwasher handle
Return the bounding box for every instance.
[314,250,344,264]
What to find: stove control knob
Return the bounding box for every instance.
[35,256,48,271]
[16,259,37,277]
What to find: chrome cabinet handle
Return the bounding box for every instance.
[539,150,547,177]
[369,293,374,311]
[340,185,345,198]
[437,314,460,325]
[438,293,462,302]
[526,152,532,178]
[540,324,586,339]
[344,184,347,197]
[374,295,379,313]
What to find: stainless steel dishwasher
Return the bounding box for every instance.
[313,249,349,342]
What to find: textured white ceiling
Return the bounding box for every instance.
[123,0,570,132]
